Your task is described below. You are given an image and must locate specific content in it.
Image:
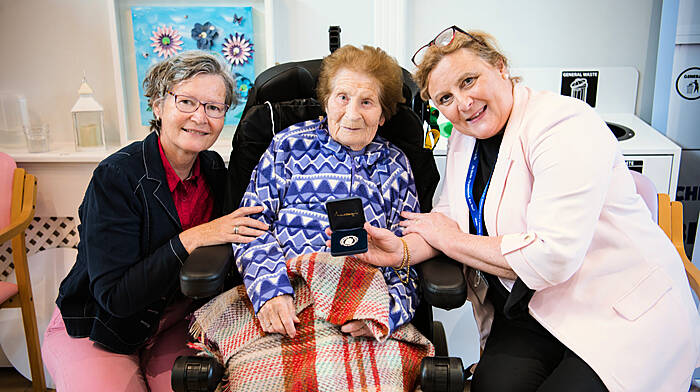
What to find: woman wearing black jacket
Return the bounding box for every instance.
[42,51,267,392]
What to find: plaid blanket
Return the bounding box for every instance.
[189,252,434,392]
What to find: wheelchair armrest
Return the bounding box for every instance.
[179,244,233,299]
[417,254,467,310]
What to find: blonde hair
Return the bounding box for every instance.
[142,50,237,132]
[413,30,519,101]
[317,45,405,120]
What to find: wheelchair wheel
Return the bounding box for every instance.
[432,321,448,357]
[171,355,224,392]
[419,356,465,392]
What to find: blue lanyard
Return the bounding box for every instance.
[465,143,492,236]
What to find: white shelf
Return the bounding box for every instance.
[7,140,232,164]
[5,143,119,163]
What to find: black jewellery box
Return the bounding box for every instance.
[326,197,368,256]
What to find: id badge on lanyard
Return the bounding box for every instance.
[465,142,491,288]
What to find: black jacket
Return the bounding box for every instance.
[56,131,226,354]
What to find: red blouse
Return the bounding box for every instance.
[158,140,214,231]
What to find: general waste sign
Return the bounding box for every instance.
[561,71,599,107]
[676,67,700,100]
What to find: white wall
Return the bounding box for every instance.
[273,0,375,63]
[0,0,119,146]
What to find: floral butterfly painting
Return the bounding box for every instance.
[131,6,254,129]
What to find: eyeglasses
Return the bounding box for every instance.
[411,25,483,66]
[167,91,229,119]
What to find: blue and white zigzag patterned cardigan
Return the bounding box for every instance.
[234,117,419,334]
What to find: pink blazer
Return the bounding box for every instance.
[433,84,700,391]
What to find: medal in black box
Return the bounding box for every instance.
[326,197,368,256]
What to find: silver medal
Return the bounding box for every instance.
[339,235,358,247]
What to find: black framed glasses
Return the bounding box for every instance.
[167,91,229,119]
[411,25,483,66]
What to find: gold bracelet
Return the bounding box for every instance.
[393,238,410,284]
[403,238,410,274]
[393,238,407,270]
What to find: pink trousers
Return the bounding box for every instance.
[42,301,197,392]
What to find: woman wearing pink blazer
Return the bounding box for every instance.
[356,27,700,391]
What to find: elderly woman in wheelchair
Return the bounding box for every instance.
[182,44,433,391]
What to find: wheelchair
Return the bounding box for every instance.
[172,38,470,392]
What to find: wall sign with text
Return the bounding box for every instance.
[561,71,599,107]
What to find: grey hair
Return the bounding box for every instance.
[142,50,237,132]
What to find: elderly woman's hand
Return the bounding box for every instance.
[179,206,269,253]
[258,294,300,338]
[341,320,373,338]
[399,211,460,253]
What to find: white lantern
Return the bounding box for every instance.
[71,76,105,151]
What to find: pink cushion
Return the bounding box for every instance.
[0,281,18,304]
[630,170,658,223]
[0,152,17,229]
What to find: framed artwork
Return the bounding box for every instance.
[131,6,254,126]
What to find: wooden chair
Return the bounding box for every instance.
[0,153,45,392]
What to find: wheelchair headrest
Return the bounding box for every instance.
[253,60,320,104]
[242,59,419,119]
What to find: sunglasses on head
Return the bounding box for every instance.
[411,25,483,66]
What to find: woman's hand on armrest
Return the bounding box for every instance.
[179,206,269,253]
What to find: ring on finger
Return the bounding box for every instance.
[234,225,239,235]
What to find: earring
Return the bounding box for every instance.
[502,73,510,80]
